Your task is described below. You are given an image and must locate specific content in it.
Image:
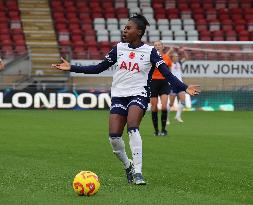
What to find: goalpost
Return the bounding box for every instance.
[160,41,253,111]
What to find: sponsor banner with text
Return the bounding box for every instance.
[182,61,253,77]
[0,88,111,109]
[0,88,252,111]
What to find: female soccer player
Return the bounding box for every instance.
[169,48,188,123]
[52,14,200,185]
[150,41,172,136]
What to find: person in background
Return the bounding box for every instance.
[150,41,172,136]
[168,47,188,123]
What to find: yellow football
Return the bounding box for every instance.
[73,171,100,196]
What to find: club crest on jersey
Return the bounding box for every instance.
[140,54,144,60]
[120,61,140,72]
[129,52,135,59]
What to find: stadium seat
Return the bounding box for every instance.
[187,30,199,41]
[84,35,96,43]
[94,18,106,29]
[174,30,186,40]
[238,30,250,41]
[165,1,175,9]
[240,1,252,9]
[199,30,212,41]
[228,0,239,8]
[225,30,237,41]
[99,41,111,51]
[170,19,182,31]
[55,22,68,32]
[15,45,27,55]
[96,29,109,42]
[195,19,208,31]
[107,24,118,31]
[209,19,221,31]
[221,19,234,31]
[247,20,253,31]
[116,8,129,18]
[157,23,169,31]
[183,22,195,31]
[206,9,217,20]
[142,7,154,16]
[166,8,179,19]
[215,0,227,9]
[181,8,192,19]
[147,17,157,25]
[212,30,224,41]
[107,18,118,29]
[234,21,246,33]
[161,30,173,40]
[157,18,169,25]
[110,30,121,42]
[148,30,160,42]
[129,7,141,16]
[218,9,230,21]
[115,0,126,8]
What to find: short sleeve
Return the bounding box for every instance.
[150,48,165,68]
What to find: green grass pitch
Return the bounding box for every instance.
[0,110,252,205]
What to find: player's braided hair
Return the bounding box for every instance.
[129,14,150,38]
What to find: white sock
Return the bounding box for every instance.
[176,101,185,119]
[128,128,142,174]
[109,137,130,169]
[167,105,170,120]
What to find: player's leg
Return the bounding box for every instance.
[150,80,159,136]
[175,91,185,122]
[168,92,176,124]
[109,114,128,168]
[160,94,168,135]
[159,80,170,135]
[150,97,159,136]
[109,97,133,183]
[127,96,148,185]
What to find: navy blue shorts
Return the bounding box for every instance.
[110,95,148,116]
[170,86,185,95]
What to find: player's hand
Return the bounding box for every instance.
[186,85,201,96]
[52,57,71,71]
[0,59,4,70]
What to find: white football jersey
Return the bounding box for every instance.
[171,62,183,82]
[106,42,162,97]
[70,42,188,97]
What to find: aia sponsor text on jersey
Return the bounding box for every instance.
[119,61,140,72]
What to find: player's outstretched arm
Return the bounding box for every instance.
[52,57,71,71]
[52,56,115,74]
[186,85,201,96]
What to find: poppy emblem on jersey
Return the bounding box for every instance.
[129,52,135,59]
